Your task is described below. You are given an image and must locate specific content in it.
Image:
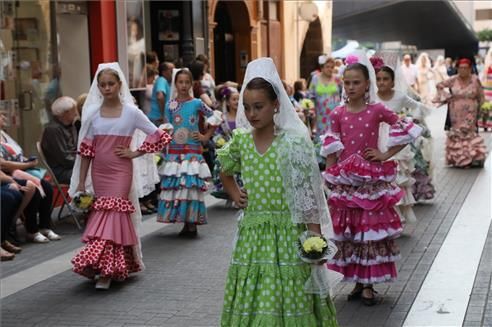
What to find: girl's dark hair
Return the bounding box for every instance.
[189,60,204,80]
[378,66,395,81]
[97,68,121,83]
[293,80,304,93]
[245,77,277,101]
[174,69,193,84]
[344,63,370,80]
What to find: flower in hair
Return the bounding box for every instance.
[370,56,385,71]
[345,55,359,65]
[220,87,231,98]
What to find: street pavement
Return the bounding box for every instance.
[1,108,491,327]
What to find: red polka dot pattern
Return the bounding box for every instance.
[78,141,95,158]
[71,238,141,281]
[92,196,136,213]
[137,130,172,153]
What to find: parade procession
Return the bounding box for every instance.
[1,1,492,327]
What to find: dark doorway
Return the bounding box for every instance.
[300,18,323,80]
[213,1,236,83]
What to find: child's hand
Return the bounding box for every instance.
[192,132,208,143]
[233,189,248,209]
[364,148,388,162]
[114,146,139,159]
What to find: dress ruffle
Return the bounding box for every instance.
[137,129,172,153]
[387,119,422,147]
[157,199,207,224]
[446,127,487,167]
[92,196,136,213]
[323,154,397,186]
[222,211,338,327]
[327,262,397,284]
[158,158,211,178]
[71,239,141,281]
[82,209,138,246]
[329,239,400,266]
[78,138,95,158]
[319,133,344,157]
[329,182,404,211]
[330,207,402,242]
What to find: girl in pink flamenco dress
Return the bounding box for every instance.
[320,53,421,306]
[69,63,172,290]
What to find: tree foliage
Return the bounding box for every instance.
[477,29,492,42]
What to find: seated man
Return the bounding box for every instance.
[41,96,79,184]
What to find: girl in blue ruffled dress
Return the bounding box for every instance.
[157,69,222,237]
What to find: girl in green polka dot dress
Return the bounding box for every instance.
[217,58,339,326]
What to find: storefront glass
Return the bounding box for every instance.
[1,0,59,155]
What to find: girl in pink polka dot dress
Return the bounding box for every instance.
[69,63,172,290]
[320,55,421,305]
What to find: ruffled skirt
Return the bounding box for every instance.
[157,152,210,224]
[71,197,141,280]
[446,128,487,167]
[324,154,402,284]
[410,134,436,201]
[221,211,338,326]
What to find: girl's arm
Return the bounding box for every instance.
[364,144,406,162]
[77,156,91,192]
[220,172,247,208]
[307,223,322,235]
[324,153,338,169]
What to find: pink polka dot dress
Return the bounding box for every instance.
[320,103,421,284]
[71,105,171,281]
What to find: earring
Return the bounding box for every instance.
[364,88,370,104]
[273,109,281,135]
[342,93,349,103]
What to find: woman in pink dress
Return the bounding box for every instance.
[69,63,171,289]
[435,58,487,168]
[321,52,421,305]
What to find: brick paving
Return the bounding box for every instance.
[1,129,491,326]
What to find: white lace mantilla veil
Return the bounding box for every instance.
[68,62,145,268]
[236,57,334,238]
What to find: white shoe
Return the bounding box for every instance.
[95,277,111,290]
[40,229,61,241]
[27,232,49,243]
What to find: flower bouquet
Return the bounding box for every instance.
[213,134,227,149]
[298,230,338,298]
[70,191,95,213]
[481,101,492,112]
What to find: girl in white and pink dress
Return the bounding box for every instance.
[321,52,421,305]
[69,63,172,289]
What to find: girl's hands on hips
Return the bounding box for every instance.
[114,145,139,159]
[191,132,208,143]
[233,188,248,209]
[364,148,389,162]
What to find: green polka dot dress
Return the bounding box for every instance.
[217,129,338,327]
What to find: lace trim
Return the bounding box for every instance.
[276,133,332,231]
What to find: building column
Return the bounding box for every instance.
[88,1,117,75]
[181,1,195,66]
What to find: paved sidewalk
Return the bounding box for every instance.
[1,108,491,326]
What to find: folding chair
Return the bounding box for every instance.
[36,141,83,230]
